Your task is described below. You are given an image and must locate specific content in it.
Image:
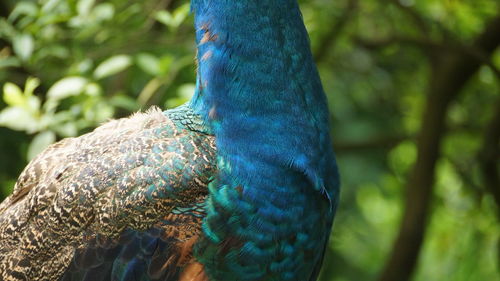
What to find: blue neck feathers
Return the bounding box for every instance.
[189,1,339,279]
[190,0,337,192]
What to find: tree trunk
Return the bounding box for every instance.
[377,15,500,281]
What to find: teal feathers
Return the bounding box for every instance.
[191,1,339,279]
[0,1,339,280]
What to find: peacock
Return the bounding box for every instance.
[0,0,340,280]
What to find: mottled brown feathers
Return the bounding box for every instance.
[0,105,217,281]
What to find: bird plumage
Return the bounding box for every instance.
[190,2,339,279]
[0,1,339,281]
[0,106,216,280]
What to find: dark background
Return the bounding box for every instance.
[0,0,499,280]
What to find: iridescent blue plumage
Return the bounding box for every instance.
[190,1,339,280]
[0,1,339,280]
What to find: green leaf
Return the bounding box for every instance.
[388,141,417,176]
[155,11,174,27]
[0,19,16,38]
[41,0,62,13]
[13,34,34,61]
[72,58,93,74]
[26,96,41,112]
[110,95,140,111]
[27,131,56,160]
[155,4,190,30]
[3,82,25,106]
[24,77,40,97]
[47,76,88,100]
[165,84,194,108]
[177,83,195,100]
[0,57,21,69]
[159,55,174,73]
[94,55,132,79]
[8,2,39,22]
[53,122,78,137]
[83,101,113,123]
[171,3,190,25]
[0,107,39,132]
[85,83,102,97]
[136,53,161,76]
[77,0,96,16]
[92,3,115,21]
[38,45,70,60]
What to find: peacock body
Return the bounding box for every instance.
[0,1,339,281]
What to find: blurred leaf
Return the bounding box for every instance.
[155,11,175,28]
[110,95,140,111]
[92,3,115,21]
[94,55,132,79]
[8,2,39,22]
[165,84,194,108]
[0,57,21,69]
[53,121,78,137]
[47,76,88,100]
[13,34,34,61]
[37,45,70,60]
[177,83,195,100]
[83,101,113,122]
[3,82,25,106]
[159,55,174,73]
[72,58,94,74]
[136,53,161,76]
[85,82,102,97]
[0,107,39,132]
[26,96,41,112]
[155,3,190,30]
[27,131,56,160]
[77,0,96,16]
[41,0,63,13]
[24,77,40,97]
[388,141,417,176]
[0,19,16,38]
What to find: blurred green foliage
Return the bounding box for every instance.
[0,0,499,280]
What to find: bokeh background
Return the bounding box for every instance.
[0,0,499,280]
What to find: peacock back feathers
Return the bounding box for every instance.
[0,106,216,280]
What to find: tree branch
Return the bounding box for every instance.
[314,0,357,62]
[389,0,430,34]
[354,35,441,51]
[388,0,460,42]
[354,35,500,81]
[334,134,410,153]
[377,14,500,281]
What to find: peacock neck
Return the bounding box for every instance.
[188,2,339,279]
[190,0,325,116]
[190,0,334,191]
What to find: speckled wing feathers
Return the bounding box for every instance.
[0,105,216,281]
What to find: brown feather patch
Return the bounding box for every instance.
[179,262,209,281]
